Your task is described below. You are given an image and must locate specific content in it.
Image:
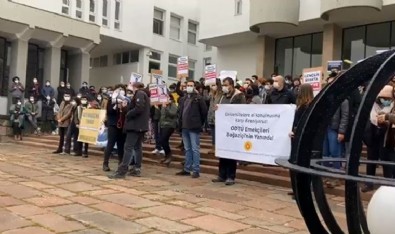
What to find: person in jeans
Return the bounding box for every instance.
[159,95,178,166]
[109,82,150,179]
[323,75,349,188]
[176,80,208,178]
[102,85,128,171]
[212,77,246,185]
[207,78,222,154]
[53,93,73,154]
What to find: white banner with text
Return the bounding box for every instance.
[215,104,296,165]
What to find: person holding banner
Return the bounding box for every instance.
[207,78,222,154]
[102,85,128,172]
[108,82,150,179]
[268,76,295,104]
[212,77,246,186]
[176,80,208,178]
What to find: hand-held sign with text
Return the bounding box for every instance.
[215,105,296,165]
[177,56,189,80]
[302,67,322,96]
[78,109,107,144]
[204,64,217,86]
[128,72,142,90]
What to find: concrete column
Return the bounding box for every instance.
[138,47,151,84]
[68,51,90,89]
[322,24,342,69]
[9,39,29,86]
[256,36,275,79]
[44,46,61,87]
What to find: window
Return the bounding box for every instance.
[102,0,108,26]
[235,0,242,15]
[149,51,161,73]
[168,55,178,78]
[275,32,323,76]
[114,0,121,29]
[203,57,212,66]
[188,60,196,79]
[205,44,212,51]
[93,57,100,67]
[100,55,108,67]
[342,22,395,69]
[62,0,70,15]
[153,9,165,35]
[188,21,198,44]
[76,0,83,19]
[113,50,139,65]
[89,0,96,22]
[170,15,181,40]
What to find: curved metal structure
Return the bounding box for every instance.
[276,50,395,233]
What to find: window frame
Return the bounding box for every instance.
[188,59,196,79]
[235,0,242,15]
[102,0,109,27]
[168,54,179,78]
[205,44,212,51]
[188,21,198,45]
[89,0,96,22]
[170,14,182,40]
[114,0,121,30]
[62,0,70,15]
[148,50,162,73]
[153,8,165,36]
[75,0,83,19]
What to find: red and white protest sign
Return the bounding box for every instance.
[204,64,217,86]
[302,67,322,96]
[177,56,189,78]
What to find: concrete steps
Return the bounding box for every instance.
[19,134,374,200]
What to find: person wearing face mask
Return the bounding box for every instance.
[361,85,394,192]
[9,76,25,104]
[207,78,222,155]
[175,80,208,179]
[65,82,75,97]
[53,94,74,154]
[57,81,66,105]
[79,81,90,98]
[29,78,41,100]
[321,74,349,188]
[25,96,40,135]
[9,99,26,141]
[109,82,150,179]
[41,95,56,134]
[102,84,128,172]
[42,80,55,100]
[211,77,246,186]
[291,78,301,97]
[89,85,97,99]
[74,96,92,157]
[247,84,263,104]
[62,98,81,156]
[268,75,295,104]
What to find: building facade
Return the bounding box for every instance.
[199,0,395,79]
[0,0,216,113]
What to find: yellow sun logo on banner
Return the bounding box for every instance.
[244,141,253,152]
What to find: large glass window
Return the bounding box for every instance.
[275,33,323,76]
[26,44,45,98]
[62,0,70,15]
[170,15,181,40]
[342,21,395,68]
[76,0,83,19]
[148,51,161,73]
[188,21,198,45]
[114,0,121,29]
[102,0,108,26]
[168,55,178,78]
[89,0,96,22]
[153,9,165,35]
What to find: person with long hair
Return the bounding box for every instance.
[207,78,222,154]
[63,97,81,155]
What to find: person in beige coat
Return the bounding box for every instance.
[53,93,74,154]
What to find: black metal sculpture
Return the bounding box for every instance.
[276,50,395,234]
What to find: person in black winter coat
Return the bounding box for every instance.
[109,82,151,179]
[268,75,295,104]
[41,95,56,134]
[57,81,66,105]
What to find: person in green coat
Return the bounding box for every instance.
[24,95,40,134]
[9,99,26,140]
[158,95,178,166]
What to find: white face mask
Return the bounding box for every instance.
[33,79,37,84]
[222,86,229,94]
[30,98,34,102]
[119,90,126,96]
[211,86,217,91]
[15,80,19,84]
[97,96,102,101]
[81,100,88,105]
[71,101,77,106]
[46,82,50,86]
[77,95,82,99]
[186,87,194,94]
[66,84,71,89]
[273,82,280,89]
[264,85,270,90]
[101,89,108,94]
[64,97,70,101]
[60,83,65,87]
[46,96,50,100]
[17,102,22,105]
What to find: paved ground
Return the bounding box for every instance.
[0,143,348,233]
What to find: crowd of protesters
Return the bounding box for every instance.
[7,70,395,190]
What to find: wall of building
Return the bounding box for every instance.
[90,62,139,88]
[216,43,257,80]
